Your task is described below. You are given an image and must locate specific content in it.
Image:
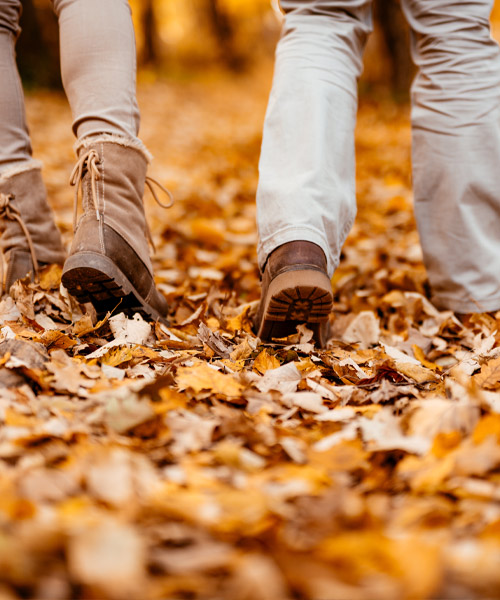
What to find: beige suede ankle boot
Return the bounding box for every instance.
[61,137,169,324]
[0,164,66,292]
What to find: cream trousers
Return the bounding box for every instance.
[257,0,500,312]
[0,0,140,172]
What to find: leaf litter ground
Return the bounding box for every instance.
[1,66,500,599]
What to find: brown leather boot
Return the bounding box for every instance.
[253,241,333,347]
[61,137,169,324]
[0,164,66,292]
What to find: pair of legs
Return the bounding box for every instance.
[256,0,500,315]
[0,0,168,321]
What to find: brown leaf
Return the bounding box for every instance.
[197,322,232,358]
[475,357,500,389]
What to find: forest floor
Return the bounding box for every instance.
[1,64,500,600]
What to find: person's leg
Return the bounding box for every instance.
[0,0,34,173]
[402,0,500,312]
[254,0,372,345]
[0,1,65,289]
[256,0,372,277]
[52,0,140,144]
[52,0,168,322]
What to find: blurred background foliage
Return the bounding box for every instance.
[15,0,500,99]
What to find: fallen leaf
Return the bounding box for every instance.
[176,361,244,398]
[253,349,280,374]
[68,521,145,598]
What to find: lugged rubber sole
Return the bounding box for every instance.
[256,269,333,346]
[61,252,168,325]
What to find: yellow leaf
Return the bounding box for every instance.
[296,357,319,374]
[310,439,369,473]
[269,463,331,490]
[131,346,164,362]
[399,454,455,494]
[431,431,462,458]
[319,532,443,600]
[101,346,135,367]
[176,361,244,398]
[4,407,37,428]
[190,218,226,246]
[58,497,93,522]
[0,496,36,520]
[353,405,382,417]
[318,532,401,579]
[226,305,253,334]
[481,518,500,540]
[253,349,280,374]
[412,344,441,371]
[220,358,246,372]
[0,351,10,367]
[155,388,188,413]
[473,414,500,444]
[39,263,62,290]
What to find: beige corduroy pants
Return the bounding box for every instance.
[257,0,500,312]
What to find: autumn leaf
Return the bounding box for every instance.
[39,264,63,290]
[176,361,244,397]
[475,357,500,389]
[41,329,77,350]
[396,362,438,384]
[253,348,280,374]
[412,344,442,371]
[226,305,254,334]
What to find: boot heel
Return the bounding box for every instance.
[257,269,333,344]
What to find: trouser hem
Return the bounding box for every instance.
[432,294,500,314]
[0,160,43,181]
[75,134,152,163]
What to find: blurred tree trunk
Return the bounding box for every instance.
[374,0,413,99]
[204,0,246,71]
[141,0,160,66]
[16,0,61,88]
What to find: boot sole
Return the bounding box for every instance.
[257,269,333,346]
[61,252,168,325]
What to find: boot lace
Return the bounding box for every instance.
[143,176,174,252]
[70,149,102,230]
[70,150,174,252]
[0,193,39,294]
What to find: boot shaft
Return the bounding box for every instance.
[0,165,66,267]
[71,138,153,275]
